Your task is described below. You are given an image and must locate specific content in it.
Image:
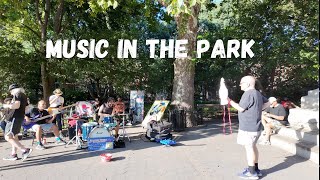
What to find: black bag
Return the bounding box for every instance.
[114,139,126,148]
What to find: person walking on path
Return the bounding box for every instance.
[2,84,33,161]
[228,76,269,179]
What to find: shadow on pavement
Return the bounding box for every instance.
[262,154,308,178]
[176,119,239,142]
[0,119,239,171]
[112,156,126,161]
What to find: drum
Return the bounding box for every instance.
[76,101,95,118]
[103,116,114,124]
[88,126,112,138]
[81,122,98,141]
[103,122,117,130]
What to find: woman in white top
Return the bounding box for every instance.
[49,89,64,137]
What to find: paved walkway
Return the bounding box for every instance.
[0,121,319,180]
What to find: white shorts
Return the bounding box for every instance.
[31,123,54,132]
[237,130,261,146]
[40,123,55,132]
[30,124,41,132]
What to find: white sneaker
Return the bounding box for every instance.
[3,154,18,161]
[36,144,46,150]
[21,148,33,161]
[56,140,66,145]
[126,122,133,126]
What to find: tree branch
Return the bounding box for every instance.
[31,40,41,54]
[43,0,51,30]
[54,0,64,34]
[35,0,43,26]
[21,24,41,39]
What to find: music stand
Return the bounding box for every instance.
[65,119,86,149]
[117,114,131,142]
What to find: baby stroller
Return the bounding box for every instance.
[145,120,173,142]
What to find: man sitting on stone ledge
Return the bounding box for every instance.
[260,97,287,145]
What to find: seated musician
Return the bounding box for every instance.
[113,97,125,114]
[98,97,122,137]
[0,98,13,132]
[25,100,66,150]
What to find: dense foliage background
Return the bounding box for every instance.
[1,0,318,106]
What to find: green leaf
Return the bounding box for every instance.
[190,0,197,7]
[113,1,118,9]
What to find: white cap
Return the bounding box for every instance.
[268,97,277,103]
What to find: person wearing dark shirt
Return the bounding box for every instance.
[98,97,115,123]
[98,97,122,137]
[228,76,269,179]
[25,100,66,150]
[93,98,102,122]
[3,84,32,161]
[260,97,287,145]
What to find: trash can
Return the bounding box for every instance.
[169,109,186,132]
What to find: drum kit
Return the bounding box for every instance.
[65,101,130,150]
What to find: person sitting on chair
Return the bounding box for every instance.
[281,97,299,117]
[1,98,13,132]
[113,97,131,126]
[25,100,66,150]
[113,97,125,114]
[98,97,122,137]
[260,97,287,145]
[98,97,115,123]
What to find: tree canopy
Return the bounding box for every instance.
[1,0,318,108]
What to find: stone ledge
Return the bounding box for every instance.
[277,127,319,147]
[269,134,319,164]
[301,96,319,110]
[288,108,319,131]
[301,88,319,110]
[307,88,319,97]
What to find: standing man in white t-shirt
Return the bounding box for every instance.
[49,89,64,137]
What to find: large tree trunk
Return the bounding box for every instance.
[35,0,51,102]
[36,0,65,102]
[172,5,200,127]
[41,62,51,102]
